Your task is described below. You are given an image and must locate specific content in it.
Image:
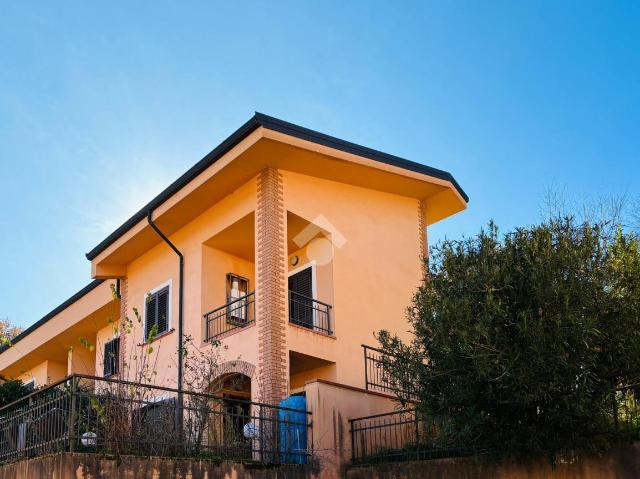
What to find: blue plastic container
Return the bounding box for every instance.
[278,395,308,464]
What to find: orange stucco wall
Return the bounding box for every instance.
[0,281,117,382]
[304,379,400,475]
[283,171,421,388]
[113,169,421,393]
[114,177,259,389]
[2,167,424,398]
[18,359,67,387]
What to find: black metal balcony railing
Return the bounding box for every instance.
[204,292,255,341]
[363,345,416,398]
[0,374,312,465]
[288,291,332,336]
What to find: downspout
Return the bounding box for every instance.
[146,210,184,395]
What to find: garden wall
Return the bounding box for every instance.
[347,443,640,479]
[1,444,639,478]
[0,453,321,479]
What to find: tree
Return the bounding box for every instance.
[0,317,22,347]
[377,217,640,461]
[0,379,32,407]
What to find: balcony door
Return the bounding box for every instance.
[288,265,315,329]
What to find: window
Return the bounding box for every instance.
[103,337,120,377]
[288,266,314,329]
[226,274,248,302]
[145,283,170,340]
[226,274,249,325]
[23,379,36,392]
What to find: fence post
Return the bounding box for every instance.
[275,408,281,464]
[349,419,356,463]
[259,405,264,463]
[613,389,619,433]
[68,376,77,453]
[363,347,369,391]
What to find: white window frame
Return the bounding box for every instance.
[23,379,36,391]
[287,261,317,299]
[103,336,120,377]
[287,261,318,329]
[143,279,173,338]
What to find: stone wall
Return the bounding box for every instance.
[347,443,640,479]
[1,445,639,479]
[0,454,321,479]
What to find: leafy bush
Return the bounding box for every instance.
[0,379,32,408]
[378,217,640,461]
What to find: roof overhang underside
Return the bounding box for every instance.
[89,124,467,277]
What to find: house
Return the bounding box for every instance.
[0,113,467,470]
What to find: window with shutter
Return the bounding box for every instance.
[103,337,120,377]
[288,267,314,328]
[145,285,170,340]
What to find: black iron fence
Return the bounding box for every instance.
[288,291,332,336]
[613,383,640,436]
[363,345,394,395]
[0,374,311,465]
[350,385,640,465]
[349,409,488,465]
[362,345,415,398]
[204,292,255,341]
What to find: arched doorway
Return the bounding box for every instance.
[207,361,256,458]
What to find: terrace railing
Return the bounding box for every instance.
[288,291,332,336]
[362,345,416,398]
[351,385,640,465]
[349,409,489,465]
[0,374,312,465]
[204,292,255,341]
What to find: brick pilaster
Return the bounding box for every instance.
[255,168,288,404]
[418,199,428,269]
[118,278,128,379]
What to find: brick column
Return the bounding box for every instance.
[118,278,128,379]
[418,199,428,270]
[255,168,288,404]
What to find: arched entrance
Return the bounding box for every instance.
[207,361,256,458]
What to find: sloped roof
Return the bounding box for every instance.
[86,112,468,261]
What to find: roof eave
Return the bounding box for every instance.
[85,112,468,261]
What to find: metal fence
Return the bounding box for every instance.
[350,385,640,465]
[362,345,415,398]
[204,292,255,341]
[0,374,311,465]
[613,383,640,437]
[349,409,487,465]
[288,291,332,336]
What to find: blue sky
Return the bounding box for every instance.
[1,1,638,329]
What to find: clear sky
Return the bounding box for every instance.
[1,1,638,329]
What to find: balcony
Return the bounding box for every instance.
[288,291,332,336]
[204,290,333,342]
[204,292,255,341]
[362,345,414,398]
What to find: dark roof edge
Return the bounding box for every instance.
[86,112,468,261]
[254,112,469,203]
[0,279,106,354]
[85,115,263,260]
